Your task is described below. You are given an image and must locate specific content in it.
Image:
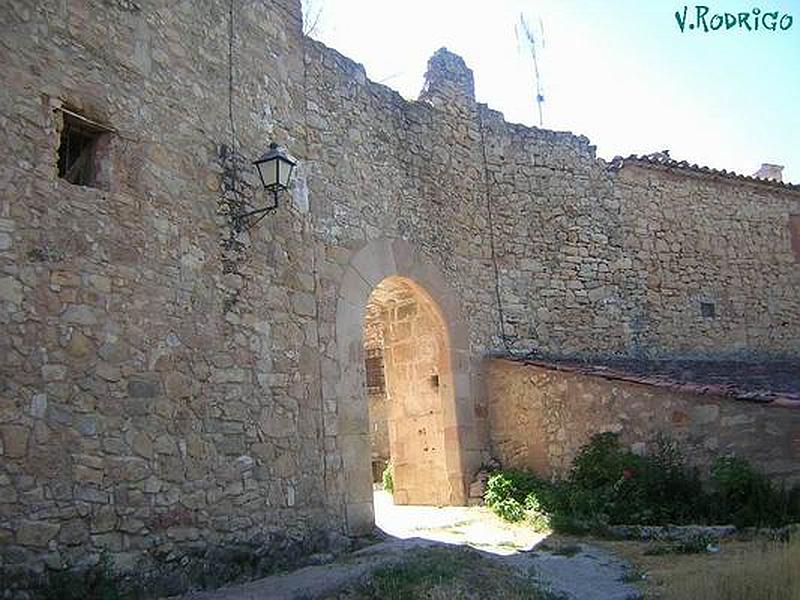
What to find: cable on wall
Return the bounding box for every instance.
[219,0,250,312]
[227,0,239,190]
[477,108,512,355]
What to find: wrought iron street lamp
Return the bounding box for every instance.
[253,142,296,202]
[236,142,296,230]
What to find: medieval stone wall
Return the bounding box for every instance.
[306,45,800,363]
[611,166,800,358]
[1,0,799,591]
[363,298,390,479]
[486,359,800,485]
[480,111,800,360]
[0,0,336,591]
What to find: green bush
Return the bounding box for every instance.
[569,431,632,490]
[491,497,526,522]
[485,472,559,528]
[548,432,703,528]
[484,433,800,532]
[710,456,800,528]
[382,463,394,493]
[485,473,526,521]
[632,435,705,524]
[523,493,553,532]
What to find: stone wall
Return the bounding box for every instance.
[479,114,800,360]
[1,0,799,591]
[0,0,333,591]
[363,297,390,480]
[486,359,800,485]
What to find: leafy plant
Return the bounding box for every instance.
[523,492,553,532]
[710,456,800,528]
[382,463,394,493]
[484,432,800,533]
[485,472,557,525]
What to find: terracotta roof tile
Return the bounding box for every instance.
[506,357,800,408]
[608,152,800,193]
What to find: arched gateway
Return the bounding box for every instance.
[334,238,477,534]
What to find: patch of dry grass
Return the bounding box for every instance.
[662,536,800,600]
[335,546,562,600]
[587,534,800,600]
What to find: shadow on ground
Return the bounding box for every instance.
[177,491,642,600]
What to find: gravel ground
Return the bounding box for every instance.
[177,492,642,600]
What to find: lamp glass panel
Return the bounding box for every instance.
[278,159,293,188]
[262,159,279,188]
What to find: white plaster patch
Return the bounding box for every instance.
[291,164,309,214]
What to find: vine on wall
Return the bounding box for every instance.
[216,143,255,313]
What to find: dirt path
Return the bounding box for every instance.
[179,538,438,600]
[178,492,642,600]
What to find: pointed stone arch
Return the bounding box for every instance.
[334,238,476,534]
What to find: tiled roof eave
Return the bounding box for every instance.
[499,357,800,408]
[608,155,800,195]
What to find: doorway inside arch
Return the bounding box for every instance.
[363,276,461,507]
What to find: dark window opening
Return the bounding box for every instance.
[365,348,385,395]
[57,110,110,188]
[429,374,439,389]
[700,302,716,318]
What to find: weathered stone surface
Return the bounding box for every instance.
[42,365,68,382]
[30,394,47,419]
[66,331,93,357]
[164,372,190,398]
[608,524,737,541]
[1,425,29,458]
[486,359,800,485]
[17,521,60,548]
[0,0,798,594]
[127,378,160,398]
[61,305,98,326]
[59,520,90,546]
[0,276,23,305]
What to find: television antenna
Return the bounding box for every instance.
[516,13,546,127]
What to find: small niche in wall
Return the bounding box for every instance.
[56,107,113,188]
[429,374,440,389]
[365,347,386,395]
[700,302,716,319]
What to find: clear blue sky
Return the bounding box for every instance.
[307,0,800,183]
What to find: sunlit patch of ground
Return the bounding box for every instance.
[373,489,548,555]
[372,491,642,599]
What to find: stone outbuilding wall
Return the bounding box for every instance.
[1,0,799,592]
[486,359,800,485]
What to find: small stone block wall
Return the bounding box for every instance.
[486,359,800,485]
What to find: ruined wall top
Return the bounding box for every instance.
[419,47,476,109]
